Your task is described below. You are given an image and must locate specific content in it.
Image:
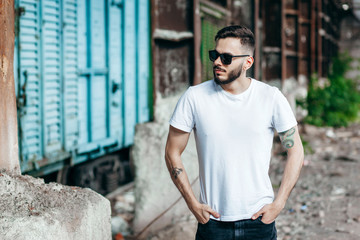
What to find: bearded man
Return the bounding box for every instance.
[165,25,304,240]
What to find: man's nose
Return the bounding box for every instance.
[214,55,222,66]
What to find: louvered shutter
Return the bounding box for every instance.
[17,0,43,171]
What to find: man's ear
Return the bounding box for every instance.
[244,56,254,70]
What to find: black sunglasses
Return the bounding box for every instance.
[209,50,249,65]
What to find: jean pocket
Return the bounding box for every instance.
[257,216,274,225]
[199,219,211,226]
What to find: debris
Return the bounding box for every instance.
[331,187,346,196]
[111,216,131,236]
[336,156,357,162]
[114,232,125,240]
[329,171,343,177]
[326,129,336,139]
[336,131,353,138]
[282,226,292,234]
[300,205,307,212]
[335,227,349,233]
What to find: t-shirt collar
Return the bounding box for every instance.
[214,78,253,101]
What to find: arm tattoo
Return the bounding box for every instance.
[279,127,296,149]
[171,167,183,179]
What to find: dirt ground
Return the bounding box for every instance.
[111,123,360,240]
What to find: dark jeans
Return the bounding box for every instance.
[195,216,277,240]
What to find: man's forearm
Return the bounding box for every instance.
[165,153,199,209]
[275,127,304,207]
[274,150,304,207]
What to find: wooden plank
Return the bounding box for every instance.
[77,0,87,69]
[281,0,287,85]
[108,0,124,147]
[77,76,89,145]
[91,76,107,141]
[285,9,299,15]
[137,0,150,123]
[193,0,202,85]
[297,0,301,78]
[91,0,106,69]
[254,0,260,80]
[317,0,322,77]
[123,0,136,146]
[150,0,158,109]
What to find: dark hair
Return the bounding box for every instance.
[215,25,255,55]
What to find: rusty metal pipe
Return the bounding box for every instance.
[0,0,21,174]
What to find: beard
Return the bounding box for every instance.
[213,64,243,85]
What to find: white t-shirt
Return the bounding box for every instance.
[169,78,297,221]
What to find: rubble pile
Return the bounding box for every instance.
[107,183,135,239]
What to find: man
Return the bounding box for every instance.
[165,25,304,240]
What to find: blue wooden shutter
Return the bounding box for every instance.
[41,0,63,156]
[109,0,124,147]
[136,0,150,123]
[62,0,79,152]
[17,0,43,171]
[76,0,116,160]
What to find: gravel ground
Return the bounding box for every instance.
[110,123,360,240]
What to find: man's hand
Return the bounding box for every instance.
[190,202,220,224]
[251,202,284,224]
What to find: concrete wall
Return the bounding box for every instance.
[0,172,111,240]
[132,87,200,238]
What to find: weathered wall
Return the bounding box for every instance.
[0,172,111,240]
[152,0,194,98]
[132,87,199,238]
[156,41,194,96]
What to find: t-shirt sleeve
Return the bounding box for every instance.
[271,88,297,133]
[169,88,195,133]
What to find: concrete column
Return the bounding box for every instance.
[0,0,21,174]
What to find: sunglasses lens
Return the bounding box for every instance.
[209,50,218,62]
[209,51,235,65]
[221,54,232,65]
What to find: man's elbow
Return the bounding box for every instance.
[164,149,171,164]
[164,148,178,164]
[298,144,305,167]
[300,150,305,167]
[288,144,304,166]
